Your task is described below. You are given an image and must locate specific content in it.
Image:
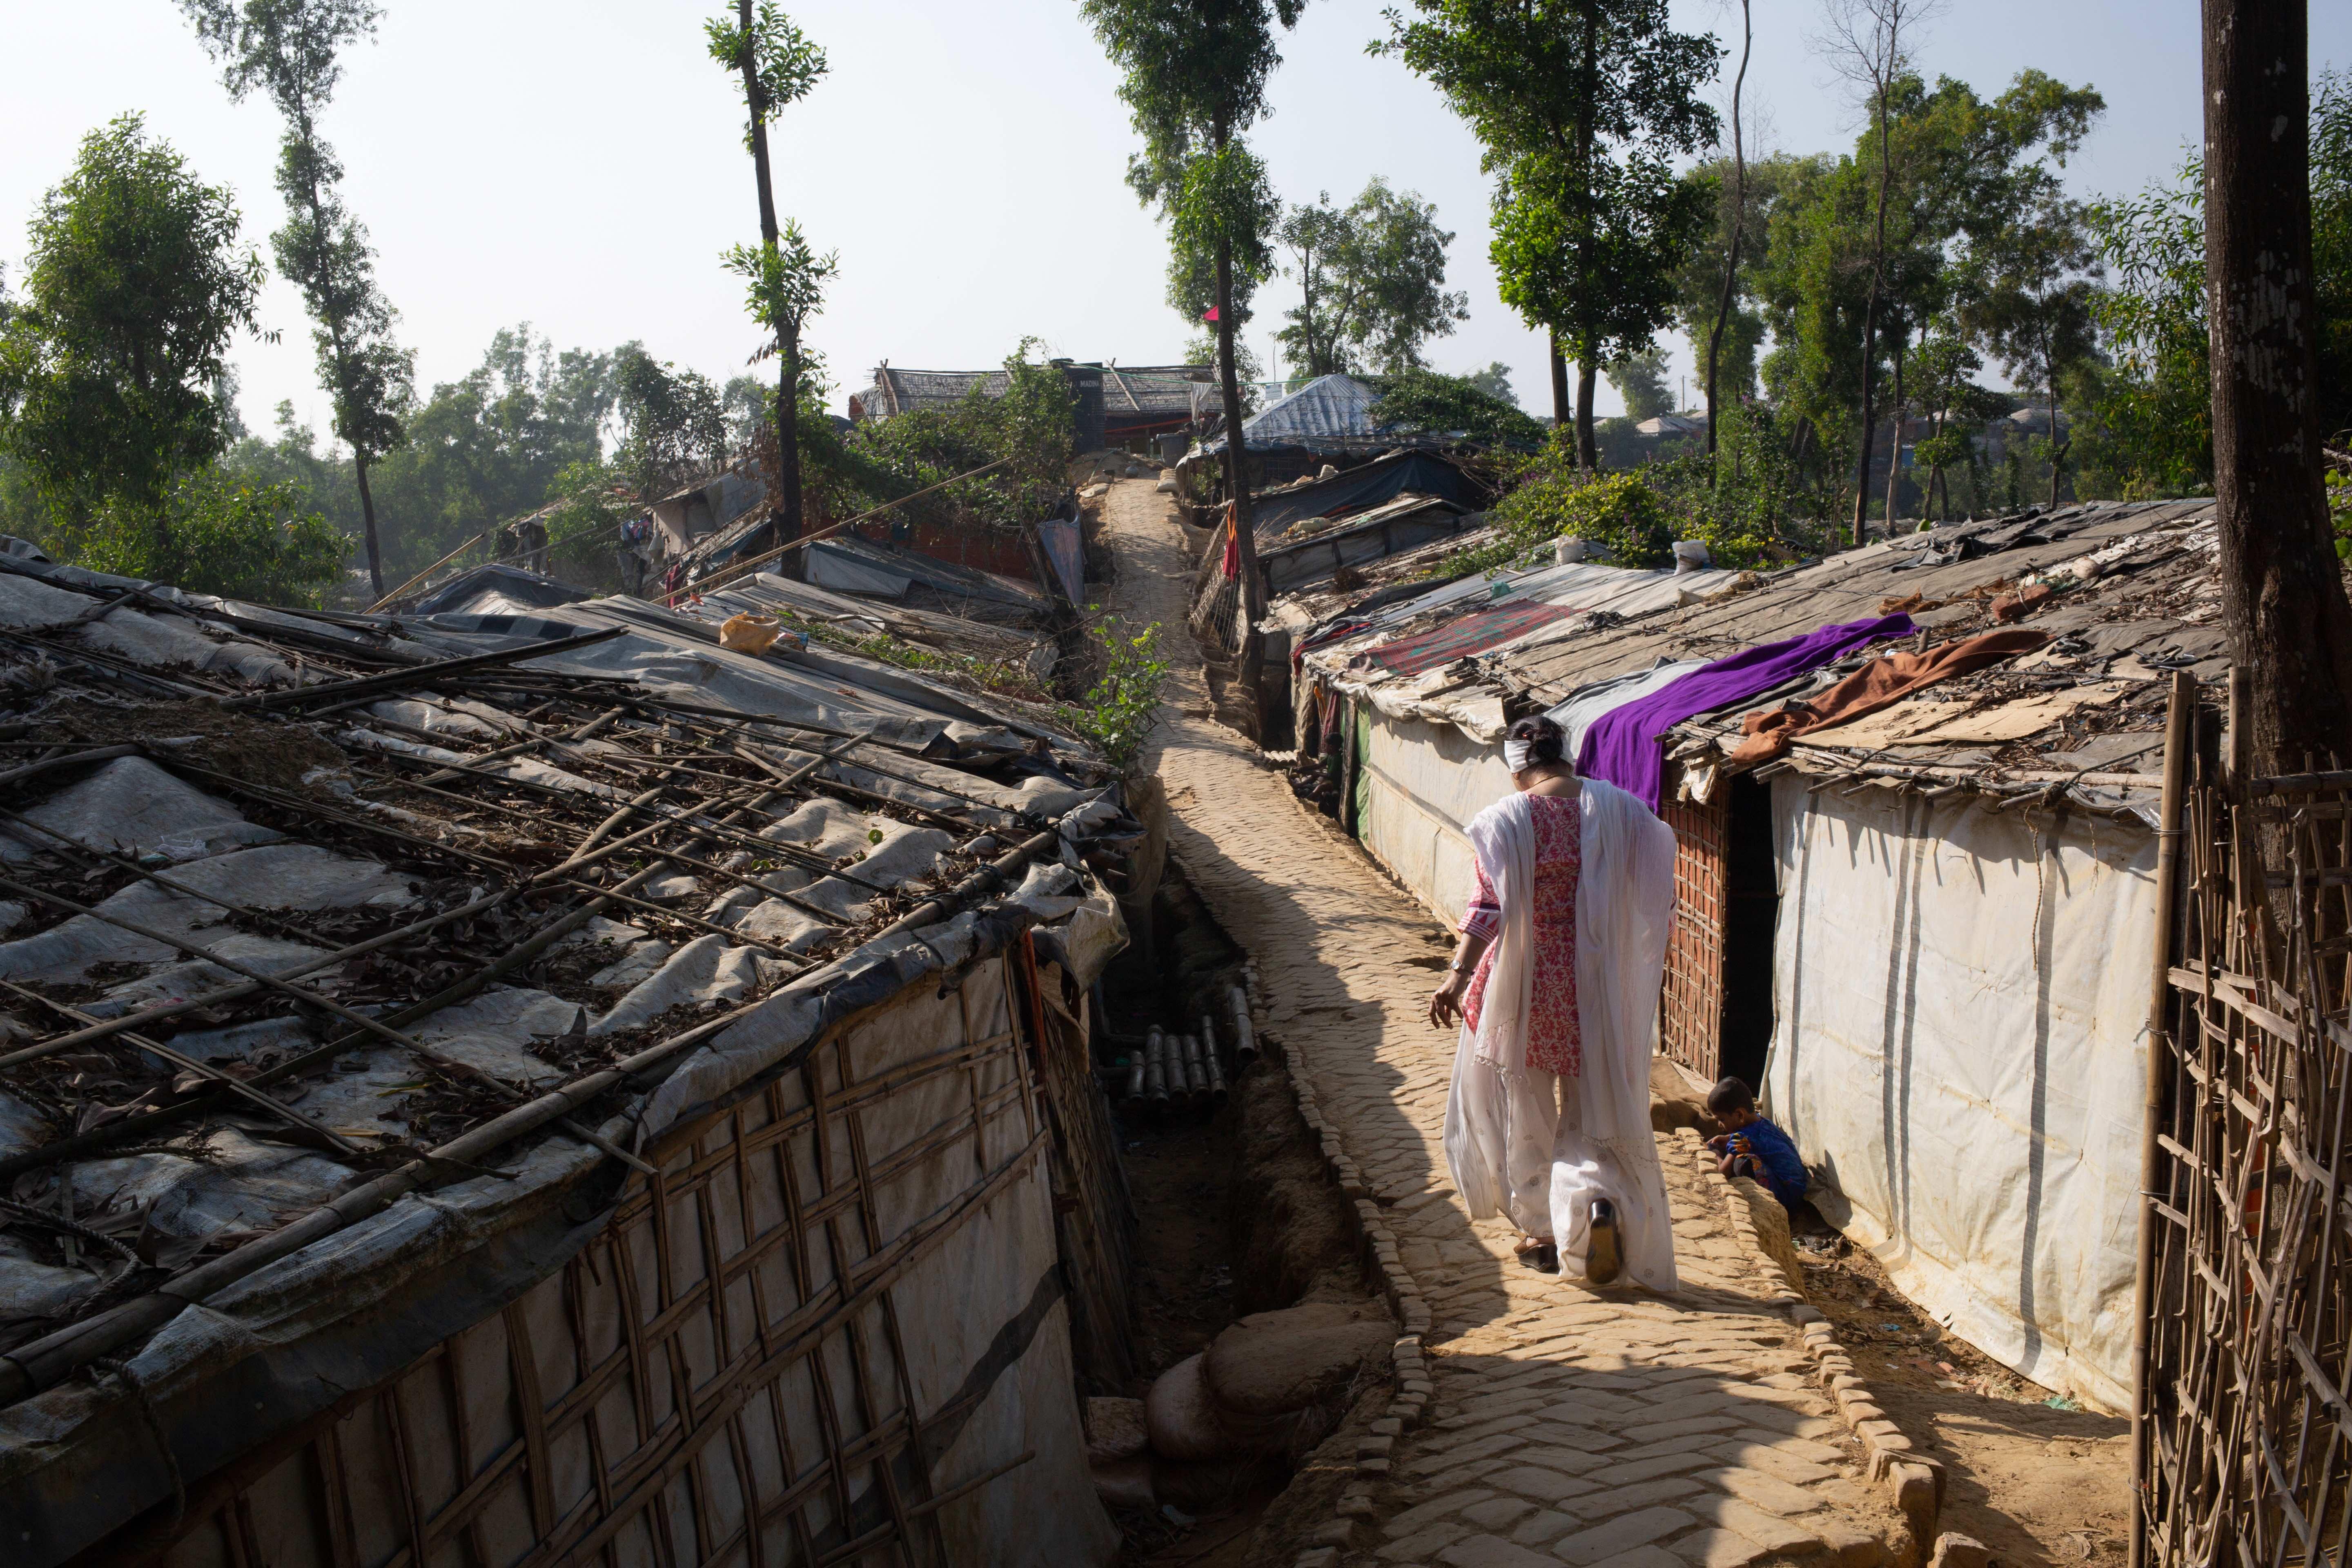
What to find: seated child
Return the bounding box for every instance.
[1705,1077,1808,1214]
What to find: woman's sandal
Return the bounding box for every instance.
[1515,1235,1559,1272]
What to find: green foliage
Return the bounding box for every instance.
[1450,450,1676,572]
[613,344,724,501]
[1672,153,1810,406]
[80,465,347,603]
[1381,0,1720,437]
[1165,144,1280,326]
[721,219,837,339]
[1608,347,1673,421]
[1464,362,1515,403]
[845,343,1076,531]
[180,0,412,474]
[0,114,263,514]
[1058,617,1169,775]
[1082,0,1304,351]
[1275,180,1468,376]
[1368,367,1546,448]
[2318,70,2352,441]
[704,0,827,137]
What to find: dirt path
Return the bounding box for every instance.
[1098,477,1915,1568]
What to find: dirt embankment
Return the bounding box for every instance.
[1102,856,1390,1567]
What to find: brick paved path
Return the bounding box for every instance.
[1100,479,1909,1568]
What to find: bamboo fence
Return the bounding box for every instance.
[2134,669,2352,1568]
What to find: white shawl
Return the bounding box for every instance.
[1443,780,1678,1270]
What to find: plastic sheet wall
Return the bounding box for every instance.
[52,948,1118,1568]
[1763,778,2156,1412]
[1351,710,1516,924]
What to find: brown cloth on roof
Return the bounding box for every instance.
[1726,628,2051,765]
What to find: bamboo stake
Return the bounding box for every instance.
[2131,669,2196,1568]
[365,530,489,614]
[670,457,1011,606]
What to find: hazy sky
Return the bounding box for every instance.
[5,2,2346,438]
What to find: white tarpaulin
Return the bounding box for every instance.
[1352,712,1515,925]
[1762,777,2156,1412]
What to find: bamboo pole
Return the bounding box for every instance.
[2130,668,2197,1568]
[365,530,489,614]
[669,457,1011,606]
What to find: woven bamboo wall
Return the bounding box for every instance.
[2140,760,2352,1567]
[1661,788,1730,1085]
[98,951,1114,1568]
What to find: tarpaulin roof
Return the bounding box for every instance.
[802,533,1049,621]
[1198,373,1383,456]
[0,543,1136,1563]
[1249,449,1490,537]
[409,562,590,617]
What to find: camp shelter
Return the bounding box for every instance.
[1247,448,1490,536]
[410,562,591,617]
[800,533,1053,625]
[855,363,1212,452]
[0,543,1143,1566]
[1277,499,2225,1412]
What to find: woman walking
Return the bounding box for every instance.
[1427,715,1679,1289]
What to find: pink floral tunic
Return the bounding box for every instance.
[1460,792,1583,1076]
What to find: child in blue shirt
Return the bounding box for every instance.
[1705,1077,1809,1214]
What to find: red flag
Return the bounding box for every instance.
[1202,305,1220,323]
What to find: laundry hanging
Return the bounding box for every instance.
[1576,614,1918,808]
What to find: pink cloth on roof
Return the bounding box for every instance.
[1461,792,1582,1077]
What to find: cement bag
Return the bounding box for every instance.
[718,613,784,655]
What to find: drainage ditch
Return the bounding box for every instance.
[1089,853,1395,1566]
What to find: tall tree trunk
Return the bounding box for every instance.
[353,453,384,597]
[2201,0,2352,774]
[1575,360,1598,471]
[1548,336,1572,434]
[1706,0,1753,468]
[780,334,804,542]
[1215,240,1259,620]
[737,0,796,544]
[1851,65,1896,545]
[1881,329,1907,527]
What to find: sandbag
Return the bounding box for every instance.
[1085,1396,1148,1464]
[1142,1354,1227,1462]
[1200,1301,1392,1420]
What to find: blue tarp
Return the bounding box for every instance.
[1199,374,1381,456]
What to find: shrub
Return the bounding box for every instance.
[1058,617,1168,774]
[80,466,348,604]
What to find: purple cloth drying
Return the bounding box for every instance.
[1575,614,1918,809]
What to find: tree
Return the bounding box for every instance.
[1381,0,1720,469]
[1674,153,1804,421]
[2200,2,2352,775]
[707,1,830,546]
[1818,0,1945,541]
[1465,361,1515,403]
[1608,345,1673,421]
[1084,0,1307,625]
[81,466,345,602]
[1275,180,1469,376]
[180,0,414,598]
[612,344,725,503]
[1370,366,1547,447]
[1756,70,2099,523]
[1704,0,1754,463]
[2090,74,2352,501]
[1969,185,2099,508]
[0,115,262,524]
